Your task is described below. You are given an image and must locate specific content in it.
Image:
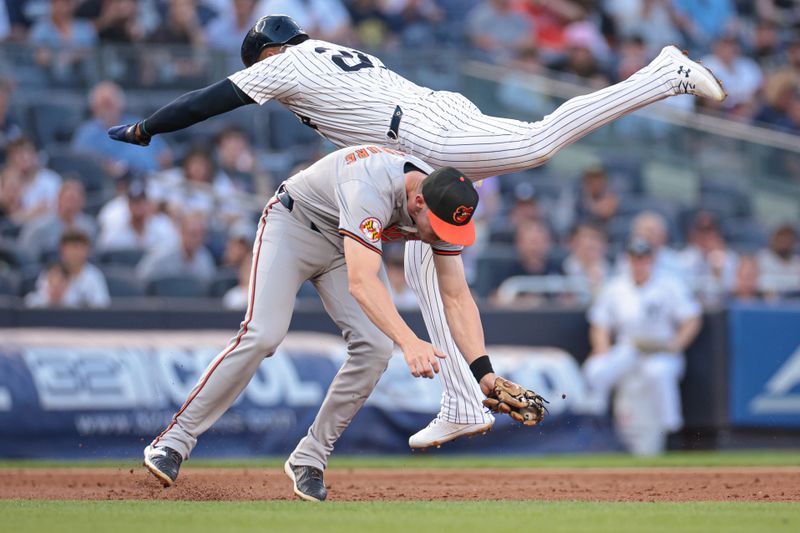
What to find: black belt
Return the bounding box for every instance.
[276,185,320,233]
[387,105,403,140]
[276,184,293,211]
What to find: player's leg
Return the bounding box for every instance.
[403,240,494,448]
[639,353,686,432]
[406,47,725,180]
[582,343,639,415]
[286,259,394,500]
[145,202,320,485]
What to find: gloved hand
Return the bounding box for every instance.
[482,377,548,426]
[108,122,151,146]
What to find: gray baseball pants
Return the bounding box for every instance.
[152,198,393,470]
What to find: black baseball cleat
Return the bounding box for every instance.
[284,460,328,502]
[143,445,183,487]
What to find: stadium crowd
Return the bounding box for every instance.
[0,0,798,311]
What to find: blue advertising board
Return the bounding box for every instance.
[0,329,621,459]
[729,303,800,427]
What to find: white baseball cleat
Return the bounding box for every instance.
[408,417,494,450]
[654,45,727,102]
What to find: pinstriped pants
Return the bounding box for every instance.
[399,57,678,424]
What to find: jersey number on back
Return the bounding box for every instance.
[315,47,374,72]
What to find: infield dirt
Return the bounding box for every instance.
[1,467,799,502]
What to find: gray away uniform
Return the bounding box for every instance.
[152,145,460,469]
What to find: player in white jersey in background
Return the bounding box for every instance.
[583,238,702,453]
[110,14,727,449]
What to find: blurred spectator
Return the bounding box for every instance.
[18,179,97,260]
[348,0,390,49]
[751,19,782,69]
[153,147,239,223]
[732,254,769,301]
[755,0,800,30]
[515,0,585,54]
[0,137,62,223]
[150,0,206,45]
[385,246,417,310]
[25,229,110,308]
[0,79,23,158]
[757,224,800,295]
[254,0,353,43]
[215,126,272,197]
[618,211,684,279]
[136,212,216,282]
[72,80,172,176]
[77,0,144,42]
[701,35,764,112]
[612,35,649,81]
[605,0,683,55]
[679,211,738,304]
[0,169,23,223]
[381,0,443,46]
[506,182,543,227]
[490,220,563,305]
[206,0,259,55]
[222,249,251,309]
[572,165,619,227]
[670,0,736,51]
[755,70,800,133]
[0,0,10,41]
[563,221,609,301]
[466,0,533,63]
[549,20,611,84]
[221,219,254,272]
[97,179,180,252]
[582,237,702,455]
[29,0,98,85]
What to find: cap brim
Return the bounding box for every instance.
[427,210,475,247]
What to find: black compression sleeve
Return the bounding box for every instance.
[141,79,255,136]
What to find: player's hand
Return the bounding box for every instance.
[400,337,446,379]
[108,122,151,146]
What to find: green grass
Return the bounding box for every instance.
[2,450,800,470]
[1,501,798,533]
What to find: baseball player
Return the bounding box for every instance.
[109,14,726,449]
[141,145,546,500]
[583,238,702,439]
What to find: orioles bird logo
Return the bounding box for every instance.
[359,217,383,243]
[452,205,474,224]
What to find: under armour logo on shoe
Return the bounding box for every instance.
[678,81,696,94]
[677,66,691,78]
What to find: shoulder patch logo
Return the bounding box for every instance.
[359,217,383,243]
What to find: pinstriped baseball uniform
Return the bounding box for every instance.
[153,146,460,468]
[228,38,695,426]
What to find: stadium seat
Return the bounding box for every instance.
[209,271,238,298]
[27,103,84,148]
[0,272,18,296]
[47,149,110,191]
[472,244,519,298]
[103,269,146,298]
[147,276,209,298]
[99,248,145,267]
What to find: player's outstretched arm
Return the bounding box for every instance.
[433,252,548,425]
[107,79,255,146]
[343,238,445,379]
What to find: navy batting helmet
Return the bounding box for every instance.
[241,15,309,68]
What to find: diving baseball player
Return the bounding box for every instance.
[110,14,726,449]
[141,145,547,501]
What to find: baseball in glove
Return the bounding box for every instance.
[483,377,548,426]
